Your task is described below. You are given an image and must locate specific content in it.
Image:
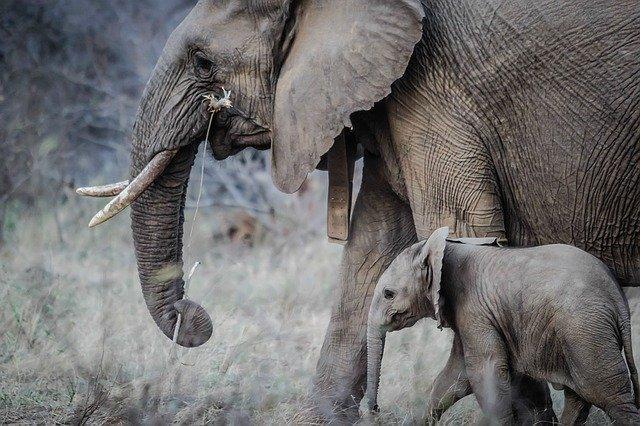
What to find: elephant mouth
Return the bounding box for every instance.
[233,130,271,148]
[387,311,419,331]
[210,110,271,159]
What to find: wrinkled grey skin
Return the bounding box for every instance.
[366,227,640,424]
[122,0,640,420]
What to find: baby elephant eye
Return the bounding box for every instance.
[383,289,396,300]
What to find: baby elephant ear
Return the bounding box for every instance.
[414,227,450,328]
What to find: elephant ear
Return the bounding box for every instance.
[414,227,450,328]
[271,0,425,193]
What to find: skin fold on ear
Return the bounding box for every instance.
[415,226,450,328]
[271,0,425,193]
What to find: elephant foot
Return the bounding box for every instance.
[305,387,361,425]
[299,404,358,425]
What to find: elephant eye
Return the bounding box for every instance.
[193,52,215,78]
[383,289,396,300]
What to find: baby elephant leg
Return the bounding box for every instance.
[565,334,640,424]
[511,376,557,424]
[561,388,591,425]
[427,335,472,422]
[605,402,640,424]
[464,331,514,424]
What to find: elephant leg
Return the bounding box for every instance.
[564,336,640,424]
[383,97,507,242]
[604,403,640,424]
[427,334,472,423]
[561,388,591,425]
[311,154,416,423]
[511,376,557,425]
[463,331,514,424]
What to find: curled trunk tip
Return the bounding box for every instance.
[173,299,213,347]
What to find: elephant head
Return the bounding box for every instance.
[365,226,449,412]
[77,0,425,348]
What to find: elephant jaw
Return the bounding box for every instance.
[210,128,271,160]
[209,109,272,160]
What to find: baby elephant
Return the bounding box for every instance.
[366,227,640,424]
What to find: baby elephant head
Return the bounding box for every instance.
[365,226,449,413]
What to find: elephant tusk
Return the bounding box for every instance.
[87,149,178,228]
[76,180,130,197]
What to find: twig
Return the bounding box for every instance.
[169,261,201,362]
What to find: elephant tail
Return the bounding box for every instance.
[620,315,640,407]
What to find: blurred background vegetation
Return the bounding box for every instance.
[1,0,194,241]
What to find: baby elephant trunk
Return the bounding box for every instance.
[366,320,386,413]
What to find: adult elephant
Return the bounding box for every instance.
[78,0,640,422]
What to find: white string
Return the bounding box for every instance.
[185,87,230,253]
[171,261,201,345]
[185,114,213,254]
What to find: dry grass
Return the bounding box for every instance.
[0,188,633,424]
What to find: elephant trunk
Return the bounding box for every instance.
[128,68,213,348]
[366,318,386,413]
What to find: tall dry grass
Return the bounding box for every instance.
[0,163,631,424]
